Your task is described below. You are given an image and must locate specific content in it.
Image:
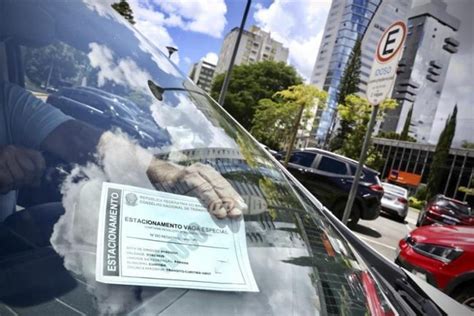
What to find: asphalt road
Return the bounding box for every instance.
[351,208,420,262]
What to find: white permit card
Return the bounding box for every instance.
[95,182,258,292]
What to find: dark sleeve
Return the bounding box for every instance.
[2,83,72,149]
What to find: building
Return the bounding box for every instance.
[214,25,289,75]
[381,0,460,143]
[372,138,473,203]
[188,60,216,93]
[310,0,411,145]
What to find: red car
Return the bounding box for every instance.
[417,194,473,226]
[396,225,474,309]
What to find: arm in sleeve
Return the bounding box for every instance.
[2,82,72,149]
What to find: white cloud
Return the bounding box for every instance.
[88,43,151,92]
[157,0,227,38]
[125,0,228,67]
[184,56,192,64]
[203,52,218,65]
[253,0,331,81]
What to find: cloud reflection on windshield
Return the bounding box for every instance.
[150,92,238,153]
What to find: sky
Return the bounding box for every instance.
[125,0,472,146]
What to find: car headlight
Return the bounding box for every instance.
[409,240,463,263]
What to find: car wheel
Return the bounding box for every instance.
[453,284,474,311]
[332,200,360,228]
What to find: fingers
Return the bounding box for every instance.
[187,163,247,218]
[147,159,247,219]
[179,171,227,219]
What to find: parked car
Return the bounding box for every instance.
[381,182,409,221]
[47,87,171,147]
[417,194,473,227]
[396,225,474,309]
[279,148,384,226]
[0,1,469,315]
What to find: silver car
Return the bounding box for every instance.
[381,182,409,221]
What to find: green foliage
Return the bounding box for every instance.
[461,140,474,149]
[377,131,416,142]
[210,61,302,130]
[337,38,361,105]
[251,85,327,150]
[409,196,424,210]
[400,104,413,141]
[336,94,397,169]
[330,38,362,151]
[414,184,428,201]
[426,105,457,199]
[112,0,135,24]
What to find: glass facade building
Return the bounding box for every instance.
[310,0,411,145]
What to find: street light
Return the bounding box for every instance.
[217,0,252,106]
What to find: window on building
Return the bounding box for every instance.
[317,156,348,175]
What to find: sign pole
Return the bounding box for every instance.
[340,20,407,226]
[342,104,379,224]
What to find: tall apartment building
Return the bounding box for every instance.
[381,0,460,143]
[188,60,216,93]
[310,0,411,144]
[214,26,289,75]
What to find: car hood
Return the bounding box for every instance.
[411,225,474,249]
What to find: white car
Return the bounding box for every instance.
[381,182,409,221]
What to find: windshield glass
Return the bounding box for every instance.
[438,199,471,215]
[0,1,394,315]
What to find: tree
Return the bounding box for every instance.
[251,85,327,150]
[210,61,302,130]
[24,42,89,90]
[337,94,397,169]
[426,105,458,199]
[461,140,474,149]
[112,0,136,24]
[376,131,416,142]
[400,104,413,141]
[329,38,362,151]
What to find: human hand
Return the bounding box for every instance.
[0,145,45,194]
[147,160,247,219]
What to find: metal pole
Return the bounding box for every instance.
[218,0,251,106]
[284,103,305,167]
[454,153,467,198]
[444,153,457,196]
[382,145,392,178]
[342,104,379,224]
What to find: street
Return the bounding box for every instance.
[351,208,419,261]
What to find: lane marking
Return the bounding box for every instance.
[54,298,87,316]
[356,235,397,250]
[3,304,18,316]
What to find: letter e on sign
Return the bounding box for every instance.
[367,21,407,105]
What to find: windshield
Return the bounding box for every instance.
[0,1,394,315]
[438,199,472,215]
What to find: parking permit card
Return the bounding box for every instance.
[95,182,259,292]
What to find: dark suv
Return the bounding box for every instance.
[282,148,384,226]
